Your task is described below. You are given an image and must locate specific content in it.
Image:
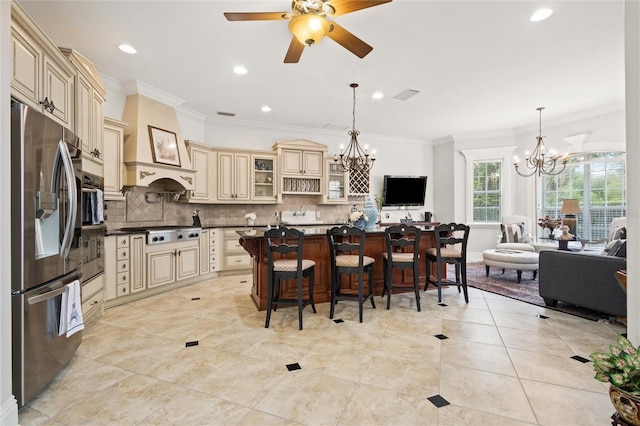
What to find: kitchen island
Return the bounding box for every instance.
[238,224,444,311]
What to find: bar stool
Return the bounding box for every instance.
[327,225,376,323]
[425,222,470,303]
[264,226,316,330]
[382,224,421,311]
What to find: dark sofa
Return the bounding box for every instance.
[538,250,627,317]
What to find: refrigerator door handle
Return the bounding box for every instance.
[27,285,68,305]
[56,140,78,259]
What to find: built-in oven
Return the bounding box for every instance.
[80,172,105,283]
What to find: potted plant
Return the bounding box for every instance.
[590,334,640,425]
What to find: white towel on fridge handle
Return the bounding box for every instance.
[58,280,84,337]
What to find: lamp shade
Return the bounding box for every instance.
[560,199,582,215]
[289,14,330,46]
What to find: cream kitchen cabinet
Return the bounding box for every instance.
[103,118,127,200]
[105,234,145,303]
[322,160,371,203]
[209,228,220,273]
[129,234,146,294]
[323,160,348,203]
[60,48,107,177]
[81,274,104,324]
[184,140,213,203]
[10,2,75,129]
[146,241,199,288]
[252,155,277,202]
[281,149,323,176]
[216,151,250,202]
[222,228,252,271]
[273,140,327,202]
[199,229,210,275]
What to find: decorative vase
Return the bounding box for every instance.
[355,218,365,230]
[247,219,255,226]
[363,197,378,230]
[609,385,640,425]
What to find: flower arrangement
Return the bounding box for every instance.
[537,215,560,230]
[244,212,257,221]
[591,334,640,395]
[349,210,368,223]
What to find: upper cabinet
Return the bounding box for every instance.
[281,149,323,176]
[273,139,327,202]
[60,48,107,177]
[10,2,75,129]
[103,117,128,200]
[183,140,214,203]
[252,154,277,202]
[347,167,371,197]
[323,160,348,203]
[216,150,251,202]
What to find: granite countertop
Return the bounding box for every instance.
[238,222,437,238]
[107,221,438,237]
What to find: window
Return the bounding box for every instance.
[473,161,501,222]
[540,152,626,240]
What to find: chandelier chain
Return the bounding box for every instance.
[334,83,375,173]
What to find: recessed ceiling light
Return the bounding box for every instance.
[530,8,553,22]
[261,105,271,112]
[372,92,384,100]
[234,66,248,75]
[118,44,137,54]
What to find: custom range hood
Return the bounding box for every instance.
[121,93,195,191]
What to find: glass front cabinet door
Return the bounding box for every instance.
[325,160,348,203]
[252,155,276,201]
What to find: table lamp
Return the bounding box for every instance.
[560,198,581,239]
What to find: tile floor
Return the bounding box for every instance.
[19,273,625,425]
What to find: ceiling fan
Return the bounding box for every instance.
[224,0,392,63]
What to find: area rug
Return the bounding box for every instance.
[463,262,611,321]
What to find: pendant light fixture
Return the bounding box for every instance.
[334,83,375,173]
[514,107,568,177]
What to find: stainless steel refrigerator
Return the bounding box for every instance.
[10,100,83,406]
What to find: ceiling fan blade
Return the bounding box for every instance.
[329,0,392,17]
[284,37,305,63]
[327,22,373,58]
[224,12,289,21]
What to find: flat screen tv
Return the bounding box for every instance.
[382,175,427,207]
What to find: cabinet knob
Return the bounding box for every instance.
[122,264,126,269]
[121,287,126,293]
[122,275,127,281]
[91,148,101,158]
[121,239,126,245]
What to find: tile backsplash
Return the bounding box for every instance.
[104,185,360,231]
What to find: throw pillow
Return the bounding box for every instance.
[608,226,625,244]
[605,239,626,257]
[501,223,525,243]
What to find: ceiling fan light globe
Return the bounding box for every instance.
[289,14,329,46]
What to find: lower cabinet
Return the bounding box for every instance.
[147,241,199,288]
[81,274,104,323]
[222,228,252,271]
[210,228,220,272]
[105,234,145,301]
[199,229,210,275]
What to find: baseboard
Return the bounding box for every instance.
[0,394,19,425]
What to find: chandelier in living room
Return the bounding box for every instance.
[334,83,375,173]
[514,107,568,177]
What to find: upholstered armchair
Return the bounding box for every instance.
[496,215,535,252]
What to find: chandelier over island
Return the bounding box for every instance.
[334,83,375,173]
[514,107,568,177]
